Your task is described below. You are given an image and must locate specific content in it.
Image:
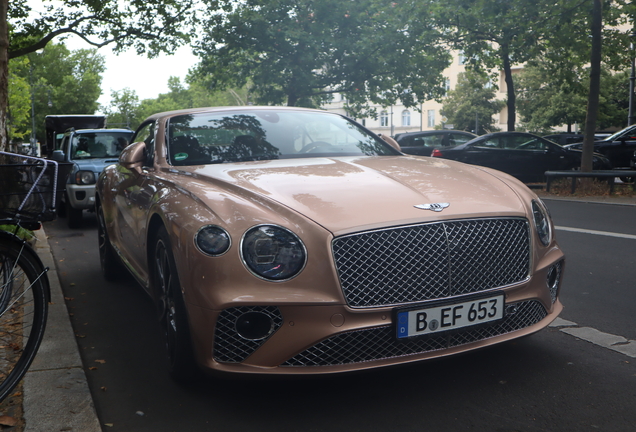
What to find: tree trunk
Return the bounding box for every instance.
[502,44,516,131]
[0,0,8,152]
[581,0,602,172]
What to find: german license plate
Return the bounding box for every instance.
[395,293,505,339]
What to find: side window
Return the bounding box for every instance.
[132,121,156,167]
[449,133,473,146]
[516,138,547,150]
[475,139,499,149]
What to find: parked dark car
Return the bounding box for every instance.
[543,133,584,146]
[394,130,477,156]
[431,132,612,182]
[565,125,636,169]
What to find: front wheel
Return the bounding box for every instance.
[152,227,199,383]
[66,196,83,229]
[97,202,125,281]
[0,234,49,401]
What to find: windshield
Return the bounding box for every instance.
[71,131,133,160]
[166,110,398,166]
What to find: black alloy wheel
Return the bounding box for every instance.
[96,202,125,281]
[66,194,84,229]
[153,227,199,383]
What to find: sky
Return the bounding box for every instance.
[66,36,200,110]
[26,0,200,110]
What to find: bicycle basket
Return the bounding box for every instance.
[0,152,71,223]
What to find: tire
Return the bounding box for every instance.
[619,176,634,184]
[66,197,83,229]
[97,203,125,281]
[152,227,199,383]
[0,234,49,401]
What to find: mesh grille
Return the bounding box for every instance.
[548,260,563,304]
[282,300,547,367]
[333,218,530,308]
[213,306,283,363]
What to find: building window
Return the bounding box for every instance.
[444,78,451,92]
[380,111,389,127]
[458,51,467,65]
[402,110,411,126]
[427,110,435,128]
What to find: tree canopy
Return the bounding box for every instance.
[1,0,197,151]
[103,78,250,130]
[8,42,105,144]
[440,71,505,134]
[192,0,451,116]
[429,0,633,132]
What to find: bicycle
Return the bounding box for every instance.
[0,151,68,401]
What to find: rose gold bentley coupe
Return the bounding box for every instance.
[96,107,564,381]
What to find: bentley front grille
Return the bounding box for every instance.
[214,306,283,363]
[332,218,530,308]
[282,299,547,367]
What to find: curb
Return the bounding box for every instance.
[23,228,101,431]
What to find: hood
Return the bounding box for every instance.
[72,157,121,174]
[187,156,527,235]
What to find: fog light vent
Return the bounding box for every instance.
[236,311,274,340]
[546,261,563,303]
[214,306,283,363]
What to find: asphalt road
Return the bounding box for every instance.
[44,199,636,432]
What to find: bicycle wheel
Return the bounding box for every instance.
[0,233,49,401]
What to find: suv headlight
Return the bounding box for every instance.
[241,225,307,281]
[532,199,552,246]
[75,170,96,185]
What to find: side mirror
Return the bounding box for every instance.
[119,141,146,173]
[50,150,65,162]
[378,134,401,152]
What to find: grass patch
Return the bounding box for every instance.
[0,224,36,242]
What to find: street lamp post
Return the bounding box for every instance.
[629,32,636,126]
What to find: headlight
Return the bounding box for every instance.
[195,225,231,256]
[532,200,552,246]
[241,225,307,281]
[75,170,96,185]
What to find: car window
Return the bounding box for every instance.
[474,138,500,149]
[166,110,398,166]
[515,138,548,151]
[413,135,444,148]
[70,131,133,160]
[449,133,473,146]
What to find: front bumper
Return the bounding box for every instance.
[66,184,96,210]
[186,259,565,375]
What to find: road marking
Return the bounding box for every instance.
[549,318,636,358]
[555,226,636,240]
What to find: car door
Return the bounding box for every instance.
[506,136,561,181]
[113,121,157,279]
[603,128,636,168]
[460,137,509,173]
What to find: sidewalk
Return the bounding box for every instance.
[22,228,101,431]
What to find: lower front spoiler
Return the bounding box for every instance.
[193,299,563,376]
